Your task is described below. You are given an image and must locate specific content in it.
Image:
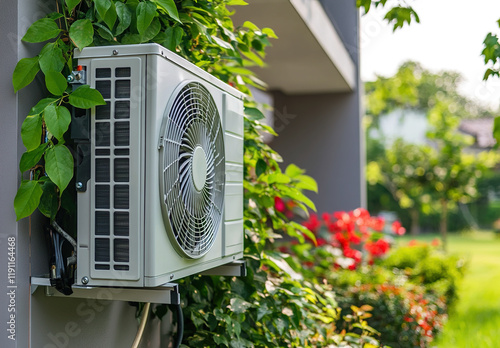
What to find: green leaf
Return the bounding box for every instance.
[212,35,234,51]
[45,145,74,194]
[136,1,157,36]
[229,298,252,314]
[255,159,267,177]
[22,18,61,43]
[493,116,500,144]
[115,1,132,35]
[14,181,43,221]
[39,42,65,74]
[295,175,318,192]
[44,105,71,140]
[152,0,181,23]
[69,85,106,108]
[267,172,291,184]
[95,0,112,22]
[140,17,161,42]
[66,0,81,12]
[94,0,117,29]
[19,143,48,173]
[69,19,94,49]
[29,98,57,116]
[104,1,118,29]
[45,71,67,96]
[280,186,316,211]
[262,27,278,39]
[39,181,59,220]
[12,57,40,93]
[95,23,115,41]
[289,221,316,244]
[226,0,248,5]
[243,21,259,31]
[284,164,303,178]
[121,33,142,44]
[21,114,43,151]
[162,26,184,50]
[244,107,265,121]
[46,12,65,20]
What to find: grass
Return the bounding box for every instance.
[399,231,500,348]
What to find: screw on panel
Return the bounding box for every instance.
[81,276,89,285]
[76,182,83,189]
[112,50,119,55]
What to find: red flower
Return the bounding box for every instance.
[302,214,321,234]
[353,207,370,219]
[274,197,286,213]
[321,212,330,222]
[431,238,440,247]
[365,239,390,258]
[317,238,327,247]
[392,221,406,235]
[343,247,362,263]
[367,216,385,231]
[408,239,419,247]
[348,232,361,244]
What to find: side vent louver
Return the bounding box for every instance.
[90,59,142,280]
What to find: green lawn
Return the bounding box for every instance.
[399,232,500,348]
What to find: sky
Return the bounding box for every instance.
[360,0,500,110]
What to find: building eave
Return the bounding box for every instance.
[231,0,357,94]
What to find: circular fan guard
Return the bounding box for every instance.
[160,82,225,258]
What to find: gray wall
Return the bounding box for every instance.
[270,2,365,214]
[271,89,365,214]
[1,1,169,347]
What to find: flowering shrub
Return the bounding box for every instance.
[335,284,447,348]
[382,241,466,307]
[279,209,465,347]
[301,208,405,270]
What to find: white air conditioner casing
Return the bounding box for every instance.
[73,44,244,287]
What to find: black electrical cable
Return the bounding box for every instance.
[173,303,184,348]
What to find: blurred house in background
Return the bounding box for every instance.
[459,118,496,151]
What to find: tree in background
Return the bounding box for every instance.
[367,138,434,235]
[356,0,500,144]
[365,62,499,249]
[426,100,499,249]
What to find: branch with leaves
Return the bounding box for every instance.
[356,0,420,31]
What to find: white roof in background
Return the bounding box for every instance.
[232,0,357,94]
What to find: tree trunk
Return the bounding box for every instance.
[440,199,448,251]
[410,208,420,235]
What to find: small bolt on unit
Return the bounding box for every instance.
[67,65,86,85]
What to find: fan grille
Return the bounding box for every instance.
[160,82,225,258]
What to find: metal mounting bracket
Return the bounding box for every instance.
[31,276,180,305]
[201,260,247,277]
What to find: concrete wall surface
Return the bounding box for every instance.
[271,90,365,214]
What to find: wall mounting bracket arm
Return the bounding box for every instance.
[30,276,180,305]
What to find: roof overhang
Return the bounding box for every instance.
[231,0,357,94]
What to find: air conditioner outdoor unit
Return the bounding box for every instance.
[72,44,244,288]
